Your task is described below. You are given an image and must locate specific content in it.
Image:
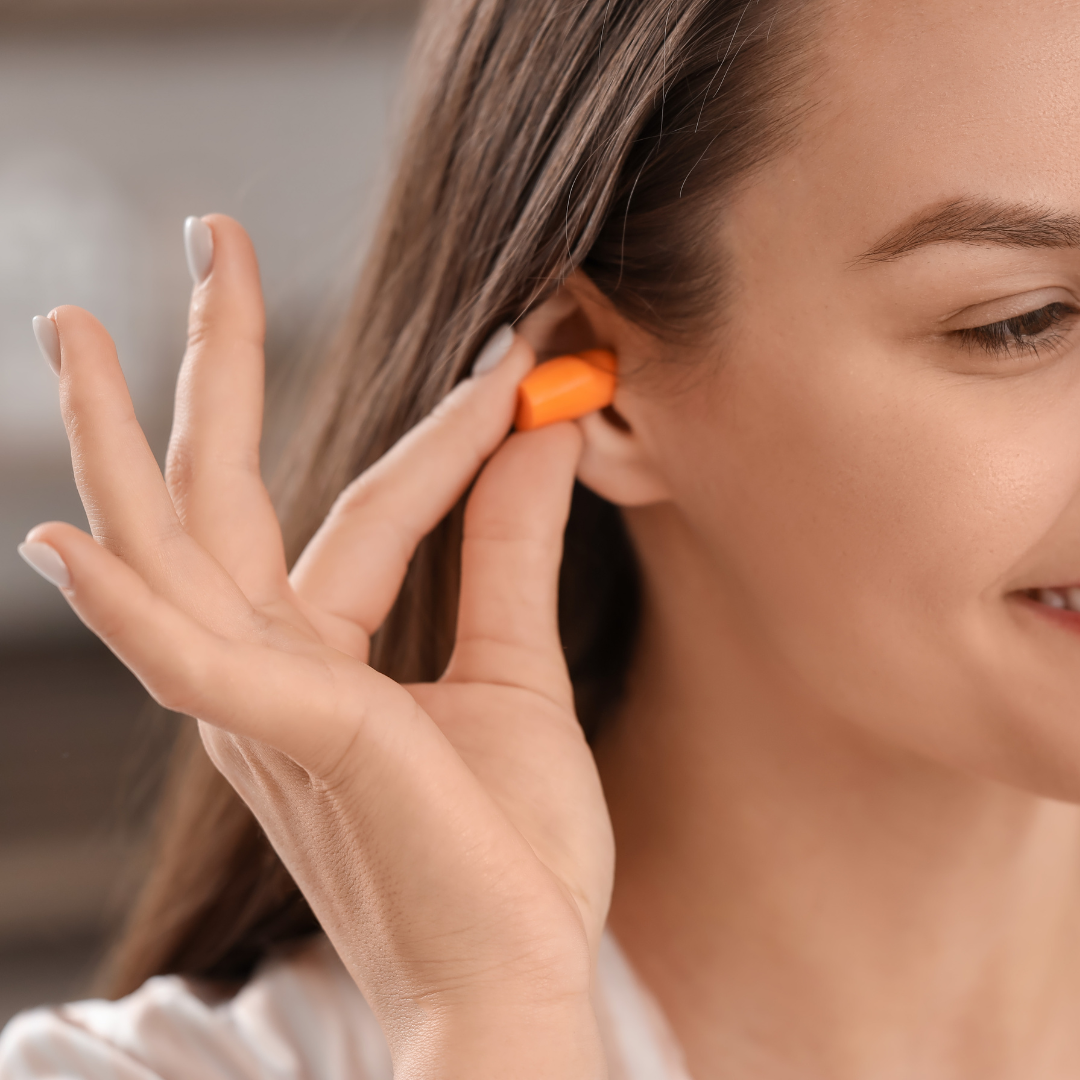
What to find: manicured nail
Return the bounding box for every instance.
[471,325,515,376]
[18,542,71,589]
[184,216,214,285]
[32,315,61,376]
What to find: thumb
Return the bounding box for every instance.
[444,422,582,709]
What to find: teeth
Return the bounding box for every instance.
[1038,588,1068,609]
[1029,587,1080,612]
[1036,587,1080,613]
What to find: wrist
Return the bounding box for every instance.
[389,994,607,1080]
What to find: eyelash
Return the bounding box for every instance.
[954,302,1079,357]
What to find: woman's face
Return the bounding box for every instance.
[622,0,1080,796]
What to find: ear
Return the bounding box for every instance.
[517,274,672,507]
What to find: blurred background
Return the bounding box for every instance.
[0,0,419,1025]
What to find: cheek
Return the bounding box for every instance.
[650,345,1080,759]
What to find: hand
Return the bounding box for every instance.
[22,216,615,1078]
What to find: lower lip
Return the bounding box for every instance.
[1015,592,1080,635]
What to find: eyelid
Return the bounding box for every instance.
[942,287,1079,331]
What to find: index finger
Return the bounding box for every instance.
[290,333,534,635]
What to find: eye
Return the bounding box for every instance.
[954,301,1079,357]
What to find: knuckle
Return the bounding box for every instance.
[184,316,210,352]
[427,382,469,422]
[330,472,375,515]
[164,443,196,494]
[92,606,132,647]
[185,305,264,354]
[150,680,197,717]
[144,617,215,717]
[148,649,209,717]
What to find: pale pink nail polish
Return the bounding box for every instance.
[471,324,515,376]
[184,216,214,285]
[32,315,61,376]
[18,542,71,589]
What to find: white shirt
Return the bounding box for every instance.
[0,933,690,1080]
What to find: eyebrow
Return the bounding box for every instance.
[854,197,1080,265]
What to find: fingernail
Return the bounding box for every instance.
[184,216,214,285]
[18,542,71,589]
[471,324,515,377]
[32,315,61,376]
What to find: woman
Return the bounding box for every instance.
[5,0,1080,1074]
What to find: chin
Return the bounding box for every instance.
[798,591,1080,805]
[928,595,1080,804]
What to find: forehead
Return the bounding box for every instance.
[787,0,1080,232]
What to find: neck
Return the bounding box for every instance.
[598,510,1080,1080]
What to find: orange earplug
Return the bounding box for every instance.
[514,348,618,432]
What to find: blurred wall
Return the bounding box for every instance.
[0,2,418,1024]
[0,11,416,643]
[0,0,420,20]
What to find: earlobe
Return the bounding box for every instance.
[576,403,672,507]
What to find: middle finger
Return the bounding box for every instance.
[166,215,288,604]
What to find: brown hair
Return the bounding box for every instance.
[103,0,817,996]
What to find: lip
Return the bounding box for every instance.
[1014,589,1080,634]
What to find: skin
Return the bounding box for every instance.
[21,0,1080,1077]
[571,0,1080,1076]
[28,224,613,1079]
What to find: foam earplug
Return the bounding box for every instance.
[514,348,617,432]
